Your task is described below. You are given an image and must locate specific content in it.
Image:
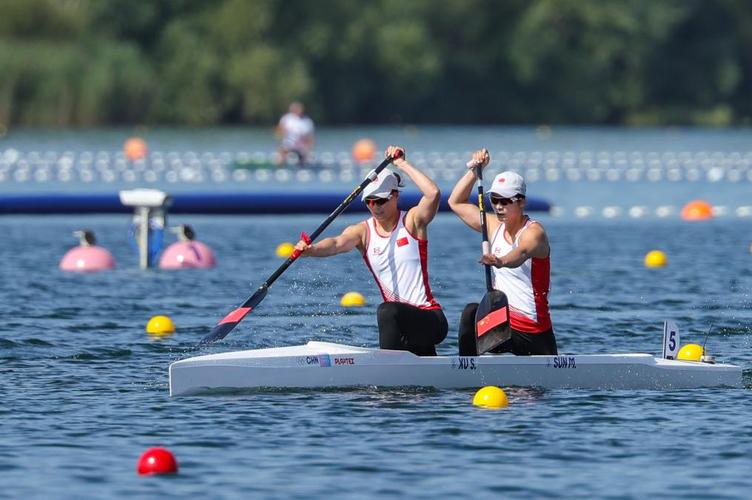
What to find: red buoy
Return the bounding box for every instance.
[137,447,178,475]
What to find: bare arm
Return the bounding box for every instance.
[386,146,440,231]
[294,223,364,257]
[480,223,550,268]
[448,149,491,232]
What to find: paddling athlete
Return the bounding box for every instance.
[294,146,448,356]
[448,149,557,356]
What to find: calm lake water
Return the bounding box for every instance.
[2,127,752,498]
[2,213,752,498]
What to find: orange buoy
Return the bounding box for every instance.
[124,137,148,161]
[352,139,377,163]
[680,200,713,221]
[137,447,178,475]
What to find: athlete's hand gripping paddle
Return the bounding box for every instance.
[200,150,403,345]
[471,155,511,355]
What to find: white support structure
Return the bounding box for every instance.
[119,189,172,269]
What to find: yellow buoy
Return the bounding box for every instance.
[644,250,668,268]
[146,315,175,336]
[340,291,366,307]
[677,343,704,361]
[472,386,509,409]
[275,242,295,258]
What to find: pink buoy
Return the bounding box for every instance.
[159,241,216,269]
[158,225,216,269]
[59,230,115,272]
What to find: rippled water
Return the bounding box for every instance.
[2,211,752,498]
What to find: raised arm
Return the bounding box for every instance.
[294,223,365,257]
[480,222,550,269]
[448,149,491,232]
[387,146,441,230]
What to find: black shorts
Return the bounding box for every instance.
[377,302,448,356]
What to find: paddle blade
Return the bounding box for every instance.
[475,290,511,355]
[199,286,269,344]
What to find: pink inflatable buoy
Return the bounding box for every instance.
[59,230,115,272]
[158,225,216,269]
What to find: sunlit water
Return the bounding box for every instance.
[2,212,752,498]
[2,127,752,497]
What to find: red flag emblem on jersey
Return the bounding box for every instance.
[396,237,409,247]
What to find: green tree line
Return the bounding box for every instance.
[1,0,751,127]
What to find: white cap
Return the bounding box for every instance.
[488,171,526,198]
[361,169,402,200]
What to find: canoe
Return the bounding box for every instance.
[169,341,742,396]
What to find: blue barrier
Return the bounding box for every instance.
[0,192,550,215]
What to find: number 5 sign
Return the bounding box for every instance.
[662,320,680,359]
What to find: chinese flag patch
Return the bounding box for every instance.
[396,237,409,247]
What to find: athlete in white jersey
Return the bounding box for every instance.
[294,146,448,356]
[448,148,557,356]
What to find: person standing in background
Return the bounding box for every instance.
[276,101,315,165]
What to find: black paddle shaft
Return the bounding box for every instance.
[475,165,494,291]
[200,151,402,344]
[264,150,402,288]
[472,159,512,355]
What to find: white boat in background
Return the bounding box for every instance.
[169,328,743,396]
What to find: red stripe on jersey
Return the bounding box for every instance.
[528,256,552,331]
[417,239,440,310]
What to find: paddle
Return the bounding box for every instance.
[199,150,403,345]
[472,160,511,355]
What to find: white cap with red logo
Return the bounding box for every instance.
[361,169,403,200]
[488,171,526,198]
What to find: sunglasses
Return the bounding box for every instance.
[365,194,393,207]
[489,195,519,206]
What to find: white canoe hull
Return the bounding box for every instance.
[169,342,743,396]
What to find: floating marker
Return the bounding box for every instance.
[159,225,216,269]
[159,240,216,269]
[137,447,178,475]
[124,137,148,162]
[681,200,713,221]
[275,242,295,258]
[340,291,366,307]
[644,250,667,268]
[677,344,704,362]
[352,138,377,163]
[472,386,508,409]
[146,315,175,335]
[59,230,115,272]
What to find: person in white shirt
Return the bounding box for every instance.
[294,146,448,356]
[276,101,315,165]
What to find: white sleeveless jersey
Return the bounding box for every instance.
[490,218,552,333]
[362,211,440,310]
